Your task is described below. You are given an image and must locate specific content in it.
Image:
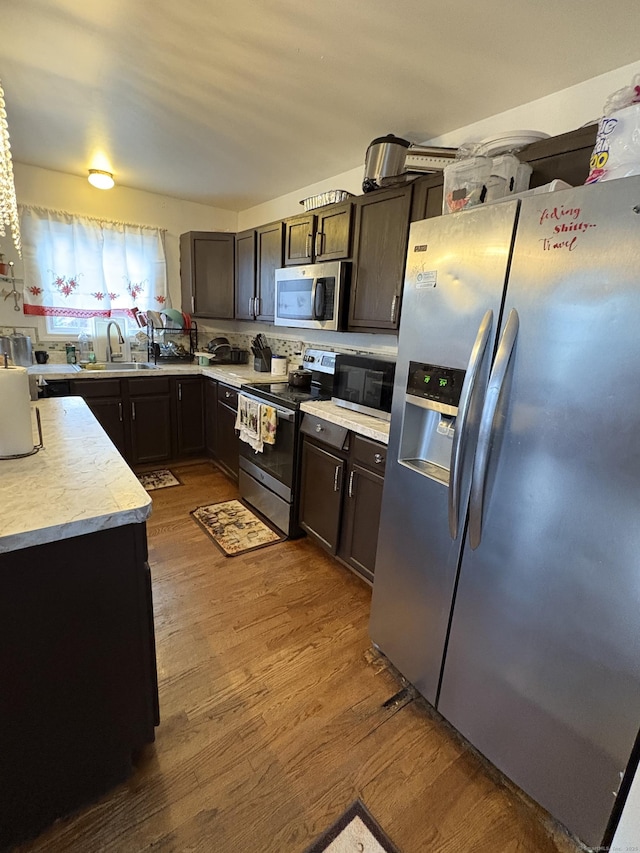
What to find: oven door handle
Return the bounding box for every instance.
[239,393,296,422]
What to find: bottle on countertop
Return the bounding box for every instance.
[77,331,91,364]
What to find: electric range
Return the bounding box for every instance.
[237,349,336,537]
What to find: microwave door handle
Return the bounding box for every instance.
[310,277,319,319]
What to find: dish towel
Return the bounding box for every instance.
[235,394,263,452]
[261,405,277,446]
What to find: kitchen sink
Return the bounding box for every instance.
[85,362,160,371]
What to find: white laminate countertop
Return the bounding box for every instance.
[299,400,390,445]
[28,362,274,388]
[0,397,152,554]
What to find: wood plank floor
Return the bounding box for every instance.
[17,461,582,853]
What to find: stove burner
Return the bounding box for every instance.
[240,381,330,410]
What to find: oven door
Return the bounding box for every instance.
[238,393,298,495]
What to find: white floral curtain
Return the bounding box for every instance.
[19,206,168,319]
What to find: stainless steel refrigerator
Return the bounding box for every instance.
[369,176,640,849]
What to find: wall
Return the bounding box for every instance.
[0,163,237,339]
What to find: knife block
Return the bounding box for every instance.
[254,354,271,372]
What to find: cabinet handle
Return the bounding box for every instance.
[131,401,136,421]
[249,297,254,317]
[118,402,123,423]
[315,232,323,257]
[178,383,182,401]
[390,293,398,323]
[225,390,232,399]
[348,469,355,498]
[315,423,324,433]
[334,465,341,492]
[306,234,312,258]
[374,453,384,464]
[254,296,260,317]
[191,296,195,313]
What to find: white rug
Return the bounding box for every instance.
[305,801,399,853]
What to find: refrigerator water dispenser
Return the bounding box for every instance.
[398,362,466,486]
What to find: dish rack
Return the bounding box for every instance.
[147,321,198,364]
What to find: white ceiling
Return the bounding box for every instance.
[3,0,640,211]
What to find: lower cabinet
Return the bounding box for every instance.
[71,375,205,465]
[299,417,387,582]
[215,383,240,480]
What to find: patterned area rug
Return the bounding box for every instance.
[137,469,182,491]
[305,801,400,853]
[191,499,285,557]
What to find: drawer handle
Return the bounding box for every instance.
[315,424,323,433]
[225,391,232,399]
[333,465,341,492]
[374,453,384,464]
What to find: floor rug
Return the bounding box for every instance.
[305,801,400,853]
[190,499,285,556]
[137,469,182,491]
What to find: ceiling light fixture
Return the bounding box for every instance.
[88,169,115,190]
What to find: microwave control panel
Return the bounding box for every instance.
[406,362,465,408]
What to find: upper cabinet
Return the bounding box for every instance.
[347,185,412,333]
[235,228,257,320]
[255,221,285,322]
[180,231,235,320]
[283,201,353,265]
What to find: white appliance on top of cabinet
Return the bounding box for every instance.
[370,176,640,849]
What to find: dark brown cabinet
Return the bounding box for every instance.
[255,221,284,322]
[235,228,257,320]
[129,377,173,465]
[174,376,204,457]
[180,231,235,320]
[204,377,218,456]
[70,379,127,458]
[283,202,353,266]
[338,436,387,583]
[299,418,387,582]
[215,383,239,480]
[348,185,412,332]
[299,440,346,554]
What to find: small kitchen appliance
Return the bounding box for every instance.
[363,133,458,193]
[332,352,396,420]
[274,261,349,331]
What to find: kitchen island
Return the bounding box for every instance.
[0,398,159,849]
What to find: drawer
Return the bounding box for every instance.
[352,434,387,473]
[127,376,171,396]
[219,384,238,409]
[300,414,348,450]
[71,378,122,398]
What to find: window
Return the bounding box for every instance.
[19,207,168,331]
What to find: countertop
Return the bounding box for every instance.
[299,400,390,445]
[28,361,273,388]
[0,397,152,554]
[27,362,392,444]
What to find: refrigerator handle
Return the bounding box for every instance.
[448,309,493,540]
[468,308,520,550]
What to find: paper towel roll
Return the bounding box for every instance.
[0,366,34,457]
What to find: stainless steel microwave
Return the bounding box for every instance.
[332,352,396,421]
[274,261,349,330]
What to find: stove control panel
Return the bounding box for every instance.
[303,349,336,375]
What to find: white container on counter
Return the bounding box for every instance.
[271,355,288,376]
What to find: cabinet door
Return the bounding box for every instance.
[129,395,173,465]
[315,202,353,261]
[180,231,235,319]
[84,398,128,459]
[204,378,217,456]
[299,440,345,555]
[235,229,256,320]
[255,221,284,322]
[410,174,444,222]
[175,377,204,456]
[348,186,412,331]
[340,462,384,583]
[283,213,315,265]
[216,400,239,480]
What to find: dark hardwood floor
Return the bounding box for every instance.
[16,461,582,853]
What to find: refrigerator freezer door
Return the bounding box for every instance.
[437,176,640,848]
[369,201,519,704]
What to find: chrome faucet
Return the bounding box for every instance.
[105,320,125,362]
